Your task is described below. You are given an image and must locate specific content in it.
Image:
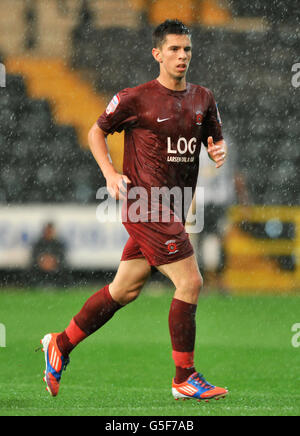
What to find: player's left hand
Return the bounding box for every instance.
[207,137,227,169]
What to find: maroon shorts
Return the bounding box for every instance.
[121,221,194,267]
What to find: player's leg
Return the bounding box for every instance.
[62,258,151,346]
[109,258,152,305]
[157,255,228,401]
[41,257,151,396]
[158,253,203,304]
[157,254,202,383]
[58,257,151,353]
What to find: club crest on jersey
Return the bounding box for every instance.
[106,94,120,115]
[165,240,179,255]
[195,111,204,126]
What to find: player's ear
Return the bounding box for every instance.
[152,47,163,63]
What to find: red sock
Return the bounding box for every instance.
[57,285,122,357]
[56,319,86,357]
[169,298,197,384]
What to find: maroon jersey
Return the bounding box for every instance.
[97,79,223,223]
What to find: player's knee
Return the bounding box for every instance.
[121,288,141,305]
[190,274,204,297]
[110,281,143,306]
[177,273,203,302]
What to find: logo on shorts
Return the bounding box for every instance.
[106,94,120,115]
[166,240,179,255]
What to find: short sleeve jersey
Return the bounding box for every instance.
[97,79,223,220]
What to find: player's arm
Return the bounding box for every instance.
[88,122,131,200]
[207,137,227,169]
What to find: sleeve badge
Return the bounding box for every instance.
[106,94,121,115]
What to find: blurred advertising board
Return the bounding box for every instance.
[224,206,300,292]
[0,205,128,270]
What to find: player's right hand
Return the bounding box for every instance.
[207,137,227,169]
[106,173,131,200]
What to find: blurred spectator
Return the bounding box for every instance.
[71,0,96,67]
[31,222,67,286]
[24,0,38,50]
[76,0,95,29]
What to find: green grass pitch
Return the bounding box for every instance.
[0,286,299,416]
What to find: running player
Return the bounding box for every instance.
[40,19,228,402]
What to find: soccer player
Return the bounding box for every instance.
[40,19,229,402]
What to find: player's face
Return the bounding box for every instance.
[155,34,192,81]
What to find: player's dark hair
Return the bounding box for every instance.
[152,19,191,48]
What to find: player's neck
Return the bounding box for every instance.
[156,75,187,92]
